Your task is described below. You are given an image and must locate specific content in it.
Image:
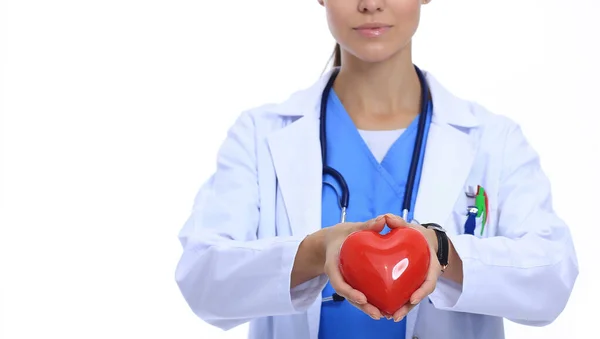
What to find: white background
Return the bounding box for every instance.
[1,0,599,338]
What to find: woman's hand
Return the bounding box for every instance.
[322,214,409,320]
[384,214,443,322]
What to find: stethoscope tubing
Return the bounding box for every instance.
[319,66,431,223]
[319,66,433,303]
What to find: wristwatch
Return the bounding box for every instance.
[421,223,449,272]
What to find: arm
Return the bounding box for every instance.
[292,231,326,288]
[428,123,579,326]
[175,112,328,331]
[440,240,463,285]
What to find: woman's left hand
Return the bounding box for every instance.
[383,214,444,322]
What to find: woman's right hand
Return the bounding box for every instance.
[322,214,401,320]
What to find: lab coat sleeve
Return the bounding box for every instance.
[428,123,579,326]
[175,112,327,331]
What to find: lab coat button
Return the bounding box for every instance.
[412,336,419,339]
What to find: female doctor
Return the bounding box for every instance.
[175,1,579,338]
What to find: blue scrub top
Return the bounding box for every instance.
[318,90,431,339]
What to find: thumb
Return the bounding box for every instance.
[384,214,409,229]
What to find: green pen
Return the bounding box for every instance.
[475,186,487,235]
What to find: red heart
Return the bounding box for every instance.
[338,226,431,315]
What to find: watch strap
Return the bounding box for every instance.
[422,223,449,269]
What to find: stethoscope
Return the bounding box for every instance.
[320,66,433,303]
[320,65,432,224]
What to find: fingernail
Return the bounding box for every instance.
[394,316,403,322]
[376,215,384,221]
[411,298,421,305]
[370,313,380,320]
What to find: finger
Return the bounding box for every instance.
[383,214,409,229]
[408,270,438,305]
[324,252,368,304]
[348,300,383,320]
[392,303,415,322]
[357,215,387,233]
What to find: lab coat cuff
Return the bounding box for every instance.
[282,237,329,313]
[289,274,329,311]
[428,234,482,311]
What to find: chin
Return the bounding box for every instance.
[351,47,399,65]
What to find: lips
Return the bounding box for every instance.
[353,23,392,38]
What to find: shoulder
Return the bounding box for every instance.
[426,72,521,137]
[470,101,522,140]
[426,71,536,169]
[463,99,533,168]
[447,89,540,179]
[429,73,524,147]
[228,103,299,145]
[228,73,327,136]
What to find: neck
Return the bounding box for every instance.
[332,44,421,123]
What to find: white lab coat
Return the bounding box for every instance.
[175,69,579,339]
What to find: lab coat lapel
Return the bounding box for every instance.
[406,73,479,339]
[412,122,477,228]
[267,70,334,339]
[267,117,323,339]
[267,114,322,236]
[266,69,335,238]
[411,74,479,230]
[405,121,476,338]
